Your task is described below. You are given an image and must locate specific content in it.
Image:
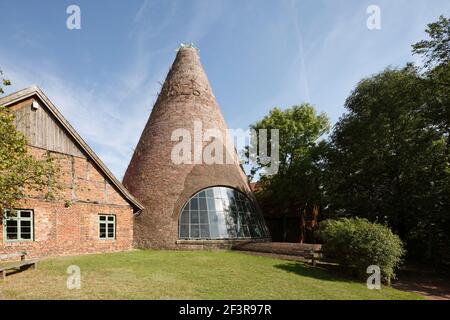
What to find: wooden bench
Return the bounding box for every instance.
[0,252,38,280]
[305,248,323,266]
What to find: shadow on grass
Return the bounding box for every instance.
[274,262,347,282]
[2,264,35,279]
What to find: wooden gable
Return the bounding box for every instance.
[10,97,85,158]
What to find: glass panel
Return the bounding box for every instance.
[21,226,31,233]
[7,233,18,240]
[209,223,219,238]
[222,197,230,211]
[199,211,209,224]
[99,216,106,221]
[207,198,215,211]
[200,224,210,238]
[198,191,206,198]
[20,211,32,218]
[6,210,18,218]
[180,224,189,238]
[190,198,199,210]
[190,225,200,238]
[108,226,115,238]
[6,220,18,240]
[214,199,224,211]
[108,216,114,222]
[205,189,214,197]
[218,215,229,238]
[213,188,223,199]
[199,197,207,211]
[100,223,106,238]
[179,187,268,240]
[190,211,199,224]
[225,188,236,202]
[21,220,31,238]
[21,232,32,240]
[208,210,218,223]
[180,209,189,224]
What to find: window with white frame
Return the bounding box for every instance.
[3,209,34,242]
[99,214,115,239]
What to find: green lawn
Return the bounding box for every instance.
[0,250,422,300]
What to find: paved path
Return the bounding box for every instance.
[393,264,450,300]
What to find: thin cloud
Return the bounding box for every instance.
[287,0,311,103]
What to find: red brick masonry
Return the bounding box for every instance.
[0,88,142,260]
[0,147,134,259]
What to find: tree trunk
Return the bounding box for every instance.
[282,215,287,242]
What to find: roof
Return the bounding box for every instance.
[0,85,144,213]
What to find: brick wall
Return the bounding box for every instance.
[123,47,266,249]
[0,146,134,259]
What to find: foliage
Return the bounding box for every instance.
[412,15,450,69]
[318,218,405,284]
[247,104,330,242]
[324,66,450,262]
[412,15,450,158]
[323,16,450,264]
[0,72,59,210]
[0,69,11,94]
[0,107,60,209]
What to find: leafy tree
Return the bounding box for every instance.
[412,15,449,69]
[324,16,450,264]
[0,71,59,210]
[412,15,450,163]
[0,69,11,94]
[248,104,330,242]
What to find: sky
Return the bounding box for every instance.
[0,0,449,180]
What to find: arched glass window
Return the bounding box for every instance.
[179,186,269,240]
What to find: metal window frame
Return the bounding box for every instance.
[178,186,268,240]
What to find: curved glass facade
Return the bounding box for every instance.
[179,186,269,240]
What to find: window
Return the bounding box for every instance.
[3,209,34,242]
[99,215,115,240]
[179,187,270,240]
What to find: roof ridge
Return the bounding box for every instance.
[0,86,144,212]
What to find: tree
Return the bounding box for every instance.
[412,15,450,164]
[412,15,449,69]
[323,16,450,264]
[324,63,450,262]
[248,104,330,242]
[0,70,59,210]
[0,69,11,95]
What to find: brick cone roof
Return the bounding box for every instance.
[123,46,262,248]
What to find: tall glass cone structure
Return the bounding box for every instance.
[123,46,270,248]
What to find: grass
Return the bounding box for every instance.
[0,250,423,300]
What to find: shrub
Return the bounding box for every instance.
[317,218,405,284]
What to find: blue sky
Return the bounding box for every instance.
[1,0,449,179]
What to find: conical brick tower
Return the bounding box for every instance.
[123,45,270,248]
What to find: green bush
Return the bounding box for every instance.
[317,218,405,284]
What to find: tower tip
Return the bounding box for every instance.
[176,43,200,53]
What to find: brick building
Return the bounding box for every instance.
[123,45,270,249]
[0,46,270,255]
[0,86,143,258]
